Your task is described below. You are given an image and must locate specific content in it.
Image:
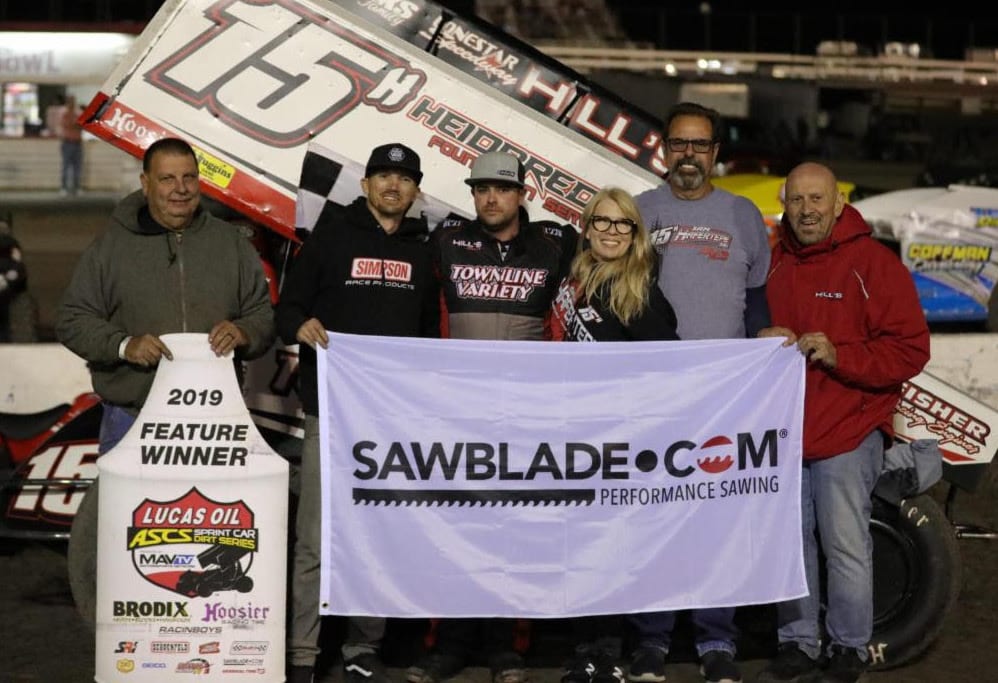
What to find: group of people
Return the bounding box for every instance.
[57,99,930,683]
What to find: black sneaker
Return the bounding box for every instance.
[344,652,389,683]
[627,646,666,683]
[756,643,820,683]
[699,650,741,683]
[816,646,867,683]
[560,648,595,683]
[591,651,626,683]
[406,652,465,683]
[287,665,314,683]
[489,651,528,683]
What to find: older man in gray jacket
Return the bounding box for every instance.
[56,136,274,626]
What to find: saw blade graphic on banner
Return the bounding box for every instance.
[353,487,596,506]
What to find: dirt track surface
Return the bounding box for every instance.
[2,467,995,683]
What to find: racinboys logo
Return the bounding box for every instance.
[128,488,258,598]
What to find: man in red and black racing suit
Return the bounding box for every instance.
[432,153,576,341]
[406,151,576,683]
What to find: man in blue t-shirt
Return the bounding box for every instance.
[629,102,772,683]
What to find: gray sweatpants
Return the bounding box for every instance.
[288,415,384,666]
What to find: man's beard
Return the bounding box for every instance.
[669,156,707,191]
[479,213,515,233]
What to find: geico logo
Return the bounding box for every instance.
[351,430,780,481]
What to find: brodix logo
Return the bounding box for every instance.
[350,429,788,506]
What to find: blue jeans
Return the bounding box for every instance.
[630,607,738,658]
[98,403,137,454]
[61,140,82,193]
[775,430,884,661]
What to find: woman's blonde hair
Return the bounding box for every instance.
[570,187,657,325]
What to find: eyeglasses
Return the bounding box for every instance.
[666,137,716,153]
[589,215,636,234]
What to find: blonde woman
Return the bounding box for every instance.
[551,187,678,342]
[551,187,678,683]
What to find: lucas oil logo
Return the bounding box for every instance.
[128,488,258,598]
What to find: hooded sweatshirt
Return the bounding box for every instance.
[766,204,930,459]
[56,190,275,412]
[275,196,440,415]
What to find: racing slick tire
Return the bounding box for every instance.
[67,478,99,629]
[866,493,961,670]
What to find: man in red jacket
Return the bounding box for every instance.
[757,162,930,683]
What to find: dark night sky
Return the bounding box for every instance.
[0,1,989,62]
[446,1,989,61]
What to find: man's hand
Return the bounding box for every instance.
[124,334,173,367]
[758,326,798,347]
[209,321,249,357]
[797,331,837,368]
[296,318,329,349]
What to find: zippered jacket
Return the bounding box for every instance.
[56,190,275,411]
[433,213,576,340]
[766,204,930,459]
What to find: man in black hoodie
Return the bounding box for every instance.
[276,143,440,683]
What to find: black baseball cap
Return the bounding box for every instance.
[365,143,422,184]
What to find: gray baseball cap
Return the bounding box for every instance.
[464,152,525,187]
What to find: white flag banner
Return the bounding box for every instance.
[317,334,806,618]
